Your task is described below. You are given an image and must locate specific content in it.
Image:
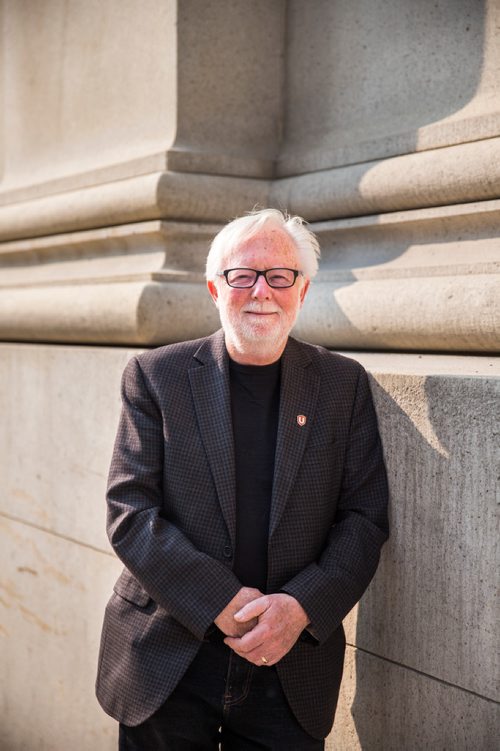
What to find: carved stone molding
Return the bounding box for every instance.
[1,202,499,351]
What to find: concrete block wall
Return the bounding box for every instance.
[1,1,499,748]
[330,354,500,749]
[0,345,129,750]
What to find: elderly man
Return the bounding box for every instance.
[96,209,389,749]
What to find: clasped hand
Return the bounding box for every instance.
[214,587,310,667]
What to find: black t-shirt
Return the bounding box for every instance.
[229,357,281,592]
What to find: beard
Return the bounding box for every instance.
[218,302,300,360]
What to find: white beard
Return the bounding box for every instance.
[218,302,300,362]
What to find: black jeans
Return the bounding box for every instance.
[119,634,324,750]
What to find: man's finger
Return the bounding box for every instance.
[234,595,269,622]
[224,624,267,654]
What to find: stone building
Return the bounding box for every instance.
[0,1,498,748]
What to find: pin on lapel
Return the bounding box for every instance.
[297,414,307,427]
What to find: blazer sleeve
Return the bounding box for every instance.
[106,356,242,641]
[281,365,389,644]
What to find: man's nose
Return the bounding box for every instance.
[251,274,272,299]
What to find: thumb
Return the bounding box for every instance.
[234,595,269,622]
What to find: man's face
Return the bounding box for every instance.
[207,227,310,364]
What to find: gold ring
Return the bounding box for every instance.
[261,656,268,664]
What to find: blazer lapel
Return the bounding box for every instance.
[269,338,320,538]
[188,331,237,547]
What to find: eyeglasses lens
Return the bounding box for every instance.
[226,269,296,288]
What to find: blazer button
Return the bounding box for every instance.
[223,544,232,559]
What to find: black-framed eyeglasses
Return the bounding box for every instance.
[219,268,302,289]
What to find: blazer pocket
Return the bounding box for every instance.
[113,568,152,608]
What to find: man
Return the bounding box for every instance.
[96,208,389,749]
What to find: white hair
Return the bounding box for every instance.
[205,208,320,281]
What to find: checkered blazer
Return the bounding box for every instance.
[95,330,389,739]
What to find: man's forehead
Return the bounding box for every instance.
[225,228,298,265]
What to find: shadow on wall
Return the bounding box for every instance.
[343,372,498,749]
[294,205,499,353]
[325,4,494,744]
[290,0,489,352]
[282,0,488,173]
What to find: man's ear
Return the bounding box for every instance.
[207,279,219,306]
[299,278,311,306]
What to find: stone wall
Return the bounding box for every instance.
[1,1,498,748]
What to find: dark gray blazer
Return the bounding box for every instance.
[95,330,389,739]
